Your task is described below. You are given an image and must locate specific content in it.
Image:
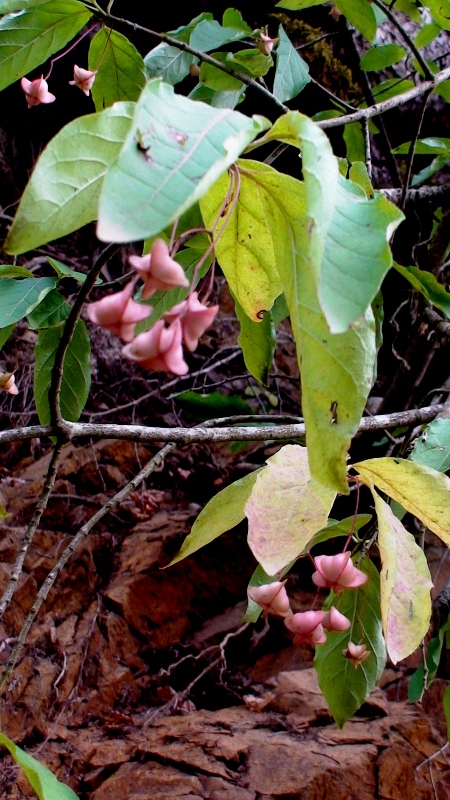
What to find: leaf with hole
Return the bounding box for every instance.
[97,79,270,243]
[5,103,134,255]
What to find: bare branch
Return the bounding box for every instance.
[381,183,450,206]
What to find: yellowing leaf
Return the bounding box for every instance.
[371,490,433,664]
[245,444,336,575]
[354,457,450,548]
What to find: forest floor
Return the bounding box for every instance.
[0,296,449,800]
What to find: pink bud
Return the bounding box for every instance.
[258,28,278,55]
[0,372,18,395]
[284,610,327,645]
[129,239,189,299]
[21,76,55,108]
[69,65,97,96]
[322,607,351,632]
[86,281,151,342]
[342,641,370,668]
[122,318,189,376]
[312,552,368,593]
[248,581,291,618]
[165,292,218,352]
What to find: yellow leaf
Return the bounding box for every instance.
[353,457,450,548]
[246,444,336,575]
[371,489,433,664]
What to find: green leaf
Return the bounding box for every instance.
[235,296,276,386]
[246,444,336,575]
[0,0,91,91]
[0,0,50,12]
[354,456,450,548]
[394,0,423,21]
[412,155,450,186]
[88,27,145,111]
[360,44,406,70]
[0,265,33,278]
[314,558,386,728]
[393,137,450,156]
[393,263,450,317]
[200,167,283,321]
[227,48,272,78]
[0,731,78,799]
[175,390,254,421]
[46,257,102,285]
[319,178,403,333]
[334,0,377,42]
[222,8,253,33]
[424,0,450,30]
[308,513,372,552]
[349,161,374,198]
[189,18,250,51]
[5,102,134,255]
[97,79,269,243]
[408,614,450,701]
[144,43,197,85]
[0,323,15,350]
[343,123,366,164]
[27,288,70,329]
[34,318,90,424]
[167,12,213,44]
[189,82,245,109]
[414,22,441,48]
[276,0,325,7]
[0,277,57,326]
[243,559,294,622]
[411,418,450,472]
[372,490,432,664]
[435,79,450,103]
[169,469,263,565]
[444,684,450,741]
[199,54,244,92]
[372,78,415,102]
[273,25,310,103]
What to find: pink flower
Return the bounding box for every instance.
[69,65,97,96]
[20,76,55,108]
[129,239,189,299]
[342,641,370,669]
[122,318,188,376]
[165,292,218,352]
[0,372,18,395]
[258,28,278,55]
[247,581,291,618]
[86,281,151,342]
[284,610,327,645]
[322,607,351,632]
[312,552,368,593]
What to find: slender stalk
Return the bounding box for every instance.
[400,89,432,210]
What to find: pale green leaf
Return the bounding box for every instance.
[0,0,91,91]
[222,9,253,33]
[199,54,244,92]
[5,102,134,255]
[393,263,450,317]
[372,78,415,102]
[435,79,450,103]
[412,155,449,186]
[88,27,145,111]
[46,257,102,285]
[0,323,15,350]
[335,0,377,41]
[372,490,432,664]
[167,12,213,43]
[169,469,262,566]
[234,295,276,386]
[34,318,90,424]
[227,48,272,78]
[189,18,249,51]
[314,558,386,728]
[27,288,70,329]
[144,43,197,85]
[424,0,450,30]
[189,82,245,109]
[246,444,336,575]
[410,418,450,473]
[200,166,283,321]
[360,44,406,70]
[393,137,450,156]
[0,277,57,326]
[0,0,49,12]
[273,25,310,103]
[0,731,78,799]
[97,79,269,243]
[415,22,441,47]
[343,123,365,164]
[348,161,374,198]
[354,456,450,548]
[319,178,403,333]
[0,265,33,278]
[394,0,423,21]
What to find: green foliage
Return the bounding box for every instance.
[145,44,197,85]
[360,44,406,71]
[334,0,377,42]
[0,0,91,91]
[169,469,262,565]
[444,684,450,740]
[409,614,450,701]
[97,79,270,242]
[27,288,70,328]
[0,731,78,799]
[0,323,15,350]
[45,257,102,286]
[273,25,310,103]
[174,390,254,421]
[235,296,276,386]
[5,103,134,255]
[88,28,146,111]
[314,559,387,728]
[393,263,450,317]
[0,277,57,326]
[34,318,91,424]
[410,418,450,472]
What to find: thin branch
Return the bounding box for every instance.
[0,405,444,446]
[370,0,434,80]
[422,306,450,337]
[310,77,356,113]
[363,118,372,180]
[0,442,175,693]
[48,243,120,426]
[0,443,63,621]
[382,182,450,206]
[400,89,432,210]
[92,8,288,114]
